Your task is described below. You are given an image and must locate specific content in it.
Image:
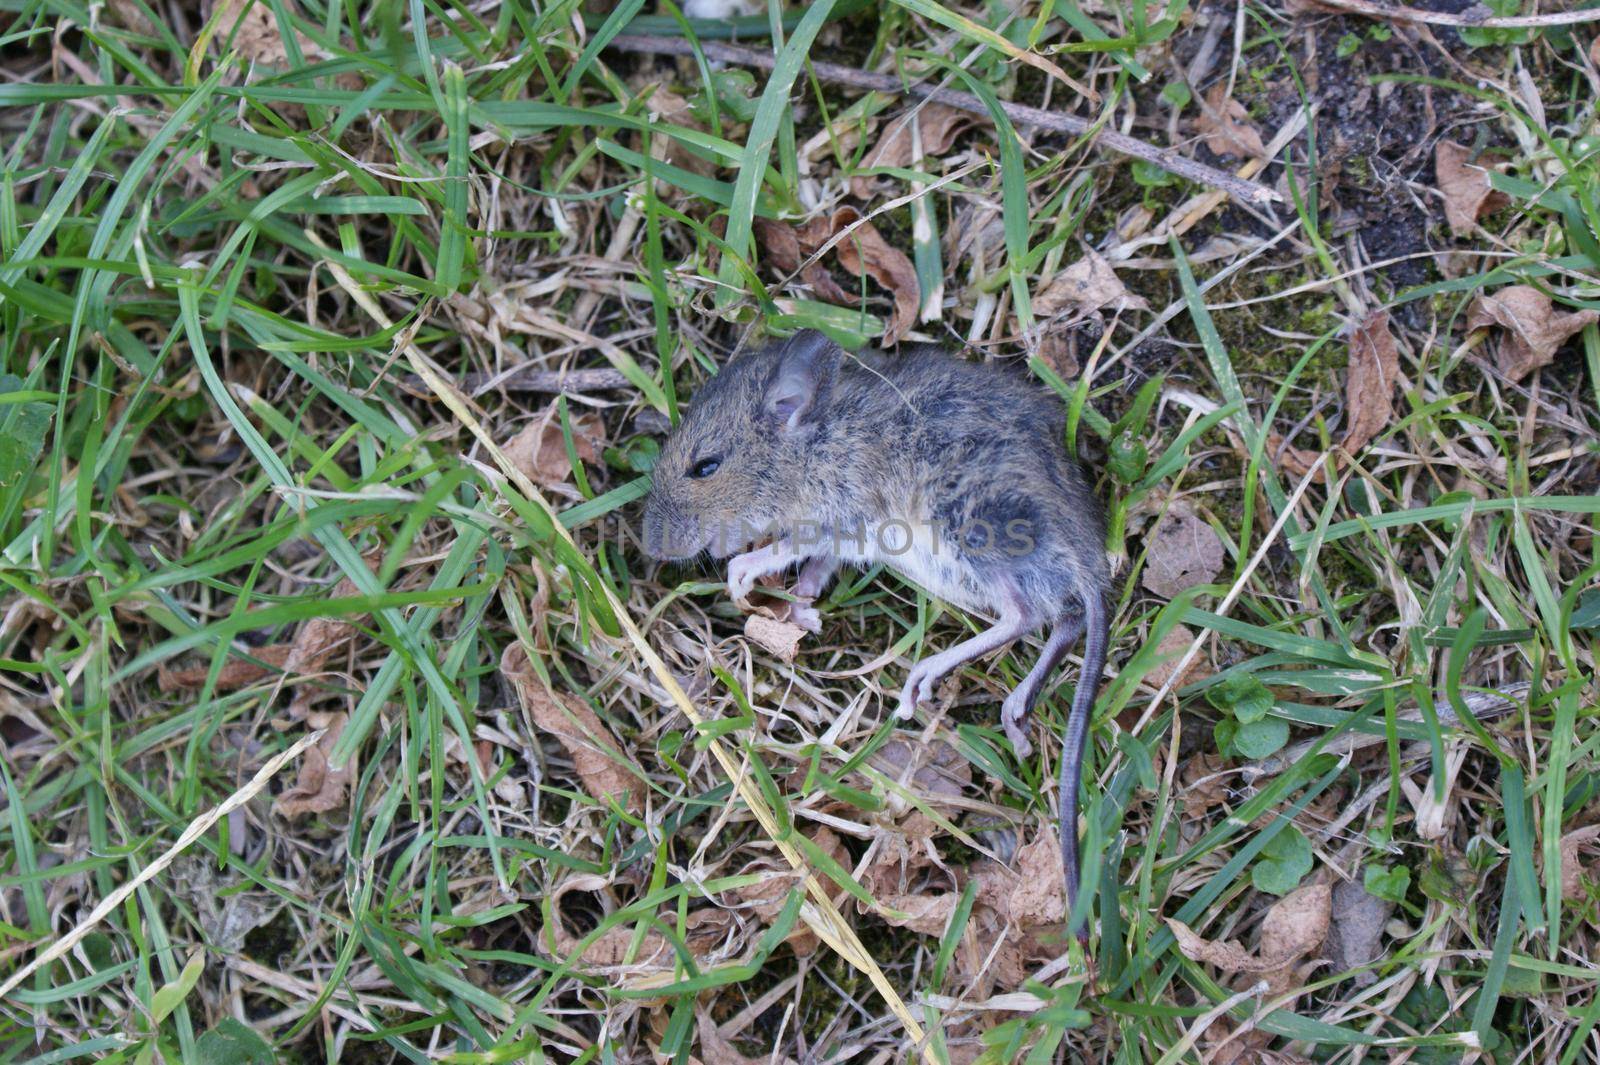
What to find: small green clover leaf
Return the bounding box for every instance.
[1252,825,1313,895]
[1208,672,1273,723]
[1364,863,1412,904]
[1233,717,1289,759]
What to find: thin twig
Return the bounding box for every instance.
[398,367,634,398]
[1309,0,1600,29]
[607,34,1281,207]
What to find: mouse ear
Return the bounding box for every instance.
[762,331,840,432]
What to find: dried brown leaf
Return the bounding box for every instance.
[953,898,1063,993]
[565,909,726,982]
[1168,882,1328,986]
[104,0,157,35]
[1560,824,1600,900]
[646,88,719,178]
[1143,623,1210,692]
[164,567,366,699]
[973,831,1065,927]
[570,923,672,971]
[1034,249,1149,317]
[753,217,851,303]
[161,571,365,708]
[284,576,360,679]
[1325,874,1392,984]
[1180,751,1231,817]
[1009,832,1068,926]
[502,642,643,811]
[1141,504,1224,600]
[1342,310,1401,455]
[1259,882,1331,994]
[825,207,920,344]
[543,877,722,977]
[1466,285,1599,382]
[754,216,803,272]
[1037,332,1079,380]
[502,407,604,489]
[209,0,319,65]
[743,612,805,663]
[273,711,353,818]
[731,826,846,957]
[1199,82,1266,160]
[1267,433,1326,482]
[281,574,367,718]
[1166,919,1277,973]
[441,733,523,804]
[1265,312,1407,477]
[850,103,975,198]
[1434,141,1509,237]
[877,891,961,934]
[858,815,944,902]
[159,643,291,693]
[868,738,971,806]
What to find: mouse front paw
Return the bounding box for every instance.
[787,600,822,633]
[726,556,760,602]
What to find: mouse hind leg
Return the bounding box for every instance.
[999,613,1086,757]
[896,586,1034,720]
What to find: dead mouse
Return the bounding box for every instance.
[642,329,1111,938]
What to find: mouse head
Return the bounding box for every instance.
[642,331,841,560]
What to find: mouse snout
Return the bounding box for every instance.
[641,493,704,561]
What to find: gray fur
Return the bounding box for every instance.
[642,330,1111,938]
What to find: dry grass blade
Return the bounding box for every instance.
[310,237,936,1061]
[1310,0,1600,28]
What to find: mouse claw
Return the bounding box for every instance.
[1000,694,1033,757]
[895,666,939,720]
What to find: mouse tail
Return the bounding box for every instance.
[1060,586,1108,943]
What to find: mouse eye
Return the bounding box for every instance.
[689,456,722,479]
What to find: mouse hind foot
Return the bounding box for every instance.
[1000,613,1087,756]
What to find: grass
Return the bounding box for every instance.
[1,0,1599,1062]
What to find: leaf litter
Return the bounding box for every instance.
[1272,309,1401,480]
[502,640,644,812]
[1141,501,1225,599]
[849,102,975,199]
[756,208,920,343]
[1434,140,1509,238]
[1168,881,1331,1063]
[1197,82,1267,160]
[1466,284,1599,382]
[502,405,605,490]
[1034,248,1150,318]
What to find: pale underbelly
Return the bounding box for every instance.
[829,517,1000,614]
